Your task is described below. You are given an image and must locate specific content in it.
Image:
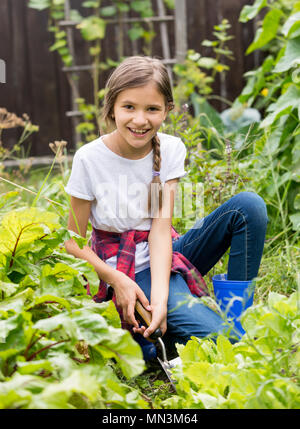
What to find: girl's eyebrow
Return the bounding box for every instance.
[121,100,163,108]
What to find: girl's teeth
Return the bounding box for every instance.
[130,129,148,134]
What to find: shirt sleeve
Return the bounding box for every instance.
[64,150,95,201]
[165,138,188,182]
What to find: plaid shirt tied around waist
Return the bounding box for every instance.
[89,226,209,331]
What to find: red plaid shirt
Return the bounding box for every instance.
[88,226,209,331]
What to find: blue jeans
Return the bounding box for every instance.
[135,192,269,348]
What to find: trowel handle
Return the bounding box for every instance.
[134,300,162,341]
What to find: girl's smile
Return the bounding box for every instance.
[105,82,168,159]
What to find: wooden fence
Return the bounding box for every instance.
[0,0,261,157]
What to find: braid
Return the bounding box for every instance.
[148,134,164,216]
[152,134,161,172]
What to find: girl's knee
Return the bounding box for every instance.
[233,191,268,227]
[167,300,225,340]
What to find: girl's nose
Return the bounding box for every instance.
[132,111,148,126]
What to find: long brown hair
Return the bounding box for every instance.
[102,56,174,217]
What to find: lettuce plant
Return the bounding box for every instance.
[161,291,300,409]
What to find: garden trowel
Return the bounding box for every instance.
[134,300,181,392]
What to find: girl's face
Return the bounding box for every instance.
[111,82,168,158]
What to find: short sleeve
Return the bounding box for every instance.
[64,151,95,201]
[165,138,187,182]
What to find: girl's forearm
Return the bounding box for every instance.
[148,228,172,305]
[64,238,123,287]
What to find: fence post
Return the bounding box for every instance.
[64,0,81,148]
[0,59,6,83]
[174,0,187,63]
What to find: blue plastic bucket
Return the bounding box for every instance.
[212,274,255,337]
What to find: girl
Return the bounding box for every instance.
[64,56,268,353]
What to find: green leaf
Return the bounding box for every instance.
[31,370,100,407]
[261,84,300,127]
[82,1,99,7]
[116,2,130,13]
[69,9,83,23]
[274,37,300,72]
[128,26,144,41]
[240,0,267,23]
[202,40,218,47]
[33,307,144,378]
[49,39,67,52]
[33,311,77,339]
[41,262,78,280]
[0,288,34,314]
[289,212,300,230]
[268,291,298,317]
[246,9,283,54]
[0,313,29,360]
[31,294,71,311]
[71,309,113,346]
[282,11,300,38]
[197,57,217,69]
[0,208,60,262]
[77,17,106,41]
[0,314,21,342]
[192,97,224,135]
[294,193,300,210]
[177,337,207,364]
[0,280,19,298]
[95,328,145,379]
[131,0,153,16]
[0,373,46,409]
[0,191,19,210]
[216,335,234,364]
[95,299,121,329]
[100,6,117,17]
[28,0,50,10]
[17,359,53,375]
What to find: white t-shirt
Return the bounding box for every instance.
[65,132,187,273]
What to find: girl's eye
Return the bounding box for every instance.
[123,105,134,110]
[148,107,159,112]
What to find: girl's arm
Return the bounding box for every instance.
[65,196,150,325]
[143,178,178,338]
[65,196,121,286]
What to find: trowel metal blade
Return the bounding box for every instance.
[156,356,181,392]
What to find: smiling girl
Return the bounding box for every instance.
[64,56,268,355]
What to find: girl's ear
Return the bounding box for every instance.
[166,102,174,116]
[163,103,172,120]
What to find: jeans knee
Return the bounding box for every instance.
[234,192,269,227]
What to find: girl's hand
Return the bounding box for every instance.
[139,301,167,339]
[111,272,151,328]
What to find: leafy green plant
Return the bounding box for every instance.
[0,207,147,409]
[237,0,300,235]
[226,0,300,282]
[0,109,39,165]
[173,19,234,110]
[161,104,250,237]
[161,291,300,409]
